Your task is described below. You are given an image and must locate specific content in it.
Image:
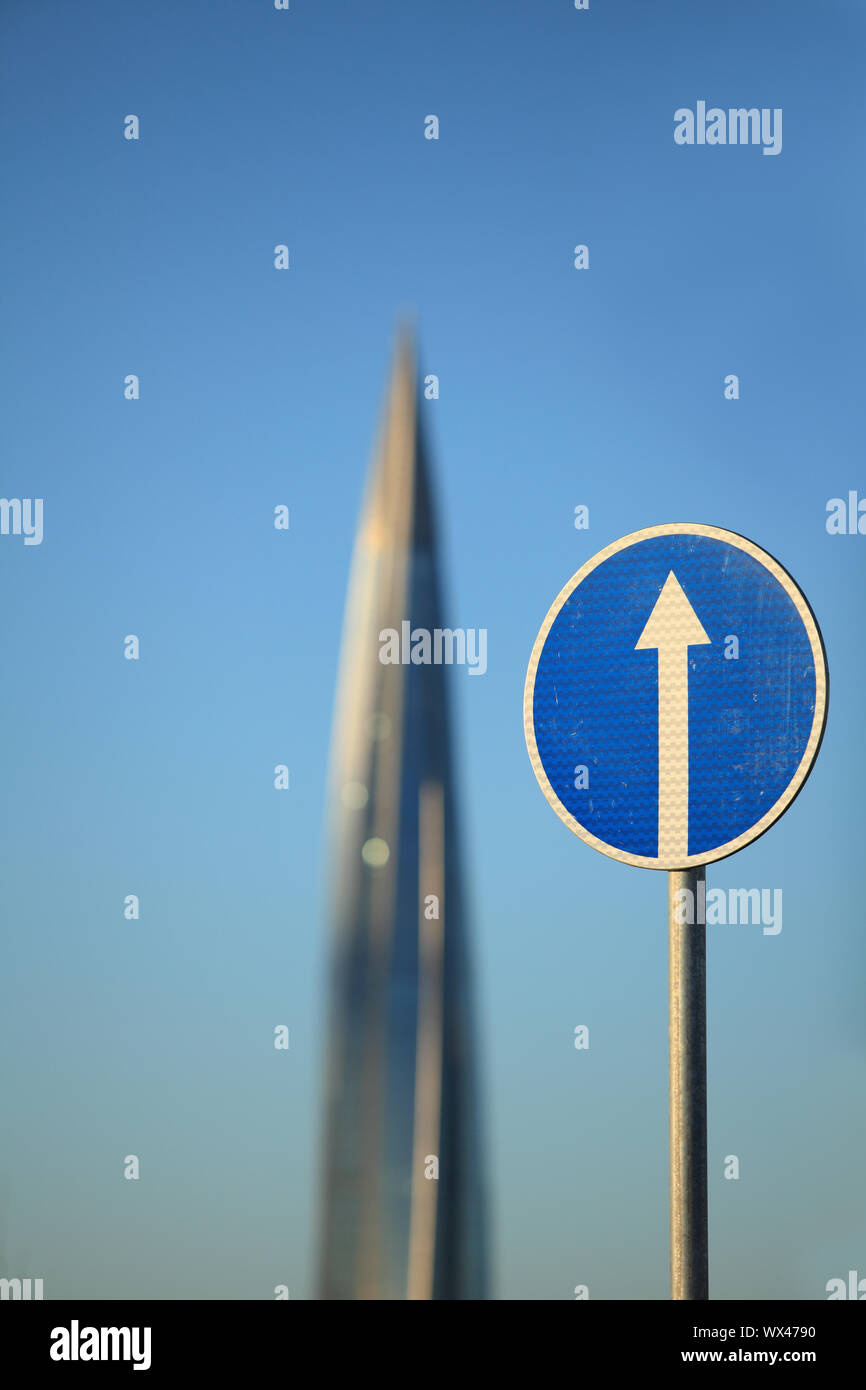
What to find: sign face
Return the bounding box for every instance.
[524,524,828,870]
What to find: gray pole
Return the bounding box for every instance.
[668,866,709,1300]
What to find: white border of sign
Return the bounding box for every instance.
[523,523,829,870]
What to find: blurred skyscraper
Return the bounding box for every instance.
[318,329,488,1300]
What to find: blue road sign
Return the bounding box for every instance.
[524,524,828,870]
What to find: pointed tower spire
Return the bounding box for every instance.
[357,322,433,557]
[318,326,488,1300]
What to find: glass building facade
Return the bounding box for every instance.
[318,332,488,1300]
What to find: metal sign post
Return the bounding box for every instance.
[668,865,708,1301]
[524,523,827,1300]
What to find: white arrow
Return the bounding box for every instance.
[635,570,711,863]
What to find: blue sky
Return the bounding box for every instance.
[1,0,864,1299]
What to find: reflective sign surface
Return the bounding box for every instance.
[524,524,828,870]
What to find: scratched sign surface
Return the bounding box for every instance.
[524,524,828,870]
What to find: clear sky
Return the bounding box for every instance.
[1,0,864,1300]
